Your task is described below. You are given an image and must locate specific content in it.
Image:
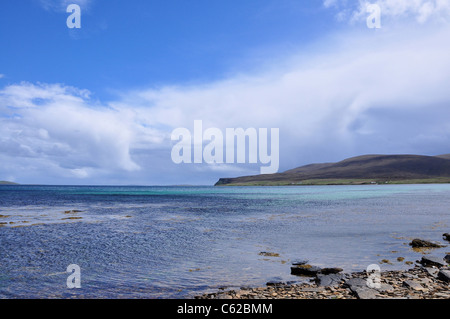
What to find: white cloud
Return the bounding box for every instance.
[325,0,450,24]
[0,82,152,180]
[117,24,450,165]
[38,0,92,12]
[323,0,339,8]
[1,23,450,184]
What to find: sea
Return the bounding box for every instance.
[0,184,449,299]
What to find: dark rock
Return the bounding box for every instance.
[290,264,321,276]
[420,256,446,268]
[259,252,280,257]
[444,254,450,264]
[291,259,309,266]
[321,267,344,275]
[437,269,450,283]
[443,233,450,242]
[266,277,285,286]
[316,273,344,287]
[410,238,445,248]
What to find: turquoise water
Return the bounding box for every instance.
[0,184,449,298]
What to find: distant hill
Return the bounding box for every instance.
[0,181,19,185]
[435,154,450,160]
[215,154,450,186]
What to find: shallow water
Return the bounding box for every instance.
[0,184,449,298]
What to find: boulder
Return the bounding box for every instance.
[290,264,343,277]
[444,254,450,264]
[321,267,344,275]
[437,269,450,283]
[410,238,445,248]
[443,233,450,242]
[290,264,321,276]
[420,256,446,268]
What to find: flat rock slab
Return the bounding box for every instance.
[343,276,394,298]
[343,278,367,289]
[353,287,379,299]
[316,273,344,287]
[437,269,450,283]
[376,283,394,293]
[403,280,427,292]
[425,267,440,278]
[420,256,446,268]
[343,279,380,299]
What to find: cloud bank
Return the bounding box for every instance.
[38,0,92,12]
[1,20,450,184]
[325,0,450,24]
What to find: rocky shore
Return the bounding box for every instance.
[196,236,450,300]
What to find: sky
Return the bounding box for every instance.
[1,0,450,185]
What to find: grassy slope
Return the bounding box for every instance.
[0,181,19,185]
[215,154,450,186]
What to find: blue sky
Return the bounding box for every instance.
[0,0,338,99]
[1,0,450,185]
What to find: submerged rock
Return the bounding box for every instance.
[290,264,322,276]
[266,281,285,287]
[290,264,343,277]
[291,259,309,266]
[321,267,344,275]
[409,238,445,248]
[258,252,280,257]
